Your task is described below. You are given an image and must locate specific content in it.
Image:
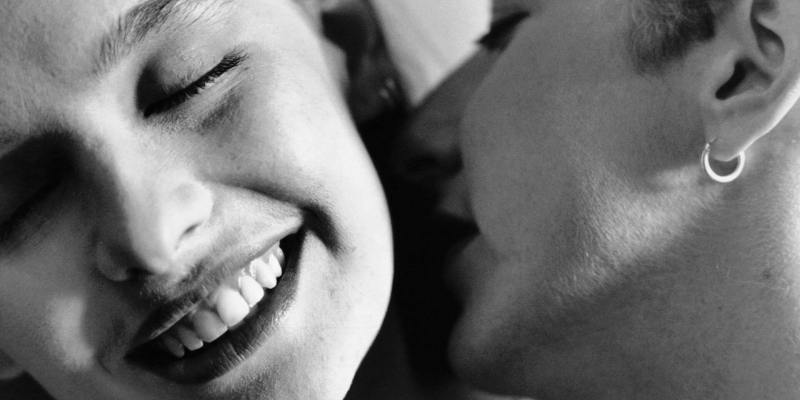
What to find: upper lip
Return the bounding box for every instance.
[127,223,301,354]
[437,217,480,292]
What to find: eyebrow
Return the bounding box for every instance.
[0,0,231,157]
[96,0,231,73]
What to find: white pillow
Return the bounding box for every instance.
[370,0,490,105]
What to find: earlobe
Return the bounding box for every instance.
[0,350,23,380]
[696,0,800,162]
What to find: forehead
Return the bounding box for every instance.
[0,0,236,150]
[1,0,130,75]
[0,0,229,74]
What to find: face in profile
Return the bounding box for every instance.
[401,0,800,397]
[406,0,707,391]
[0,0,392,399]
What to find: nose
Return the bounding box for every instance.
[90,143,214,282]
[392,98,463,186]
[393,51,495,186]
[391,71,474,220]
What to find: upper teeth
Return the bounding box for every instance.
[156,243,286,358]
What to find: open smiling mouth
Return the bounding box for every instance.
[127,232,303,384]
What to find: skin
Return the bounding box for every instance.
[397,0,800,398]
[383,47,524,400]
[0,0,392,399]
[347,43,525,400]
[346,18,521,397]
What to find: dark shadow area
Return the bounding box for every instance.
[0,375,52,400]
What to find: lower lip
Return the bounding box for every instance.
[130,233,305,384]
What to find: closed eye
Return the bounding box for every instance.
[478,11,531,52]
[144,51,247,117]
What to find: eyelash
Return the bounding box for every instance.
[478,11,531,52]
[144,52,247,117]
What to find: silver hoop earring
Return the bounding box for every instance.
[701,143,745,183]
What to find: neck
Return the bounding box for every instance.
[524,161,800,400]
[524,264,800,400]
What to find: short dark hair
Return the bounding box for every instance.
[628,0,734,73]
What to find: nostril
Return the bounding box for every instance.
[183,223,199,236]
[94,178,214,281]
[95,242,154,282]
[176,223,201,250]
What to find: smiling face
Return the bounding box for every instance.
[398,0,800,398]
[0,0,392,399]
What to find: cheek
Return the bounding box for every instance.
[461,79,577,263]
[226,62,378,210]
[0,207,117,376]
[0,271,96,376]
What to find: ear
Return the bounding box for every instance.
[0,350,23,380]
[694,0,800,162]
[320,0,405,124]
